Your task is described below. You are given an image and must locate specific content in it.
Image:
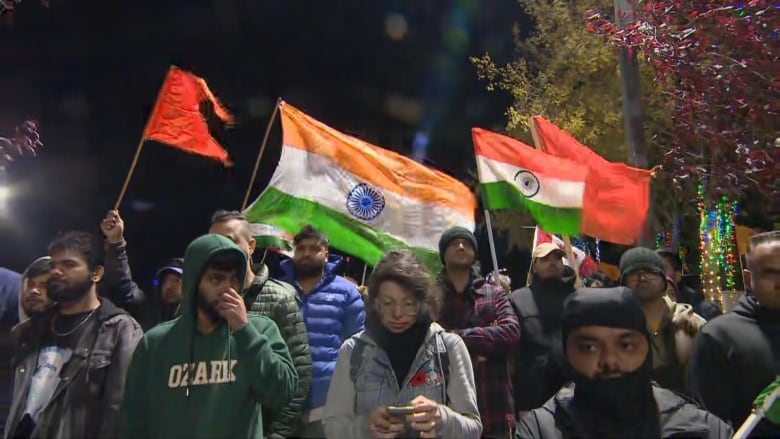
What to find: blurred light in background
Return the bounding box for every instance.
[384,12,408,41]
[0,167,9,218]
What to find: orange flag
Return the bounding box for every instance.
[143,66,233,164]
[532,116,653,245]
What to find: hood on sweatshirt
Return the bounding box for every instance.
[180,234,248,397]
[180,234,248,323]
[17,256,52,323]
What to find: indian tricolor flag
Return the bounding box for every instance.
[244,102,476,269]
[472,127,588,235]
[249,223,293,257]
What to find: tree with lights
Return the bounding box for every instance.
[586,0,779,211]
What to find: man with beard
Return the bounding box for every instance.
[619,247,704,396]
[209,210,311,439]
[437,227,520,438]
[657,249,722,321]
[690,230,780,436]
[516,287,732,438]
[509,243,577,416]
[1,258,52,433]
[5,231,143,439]
[17,257,53,322]
[278,224,364,438]
[136,258,184,330]
[121,234,298,439]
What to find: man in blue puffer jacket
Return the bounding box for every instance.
[279,225,365,438]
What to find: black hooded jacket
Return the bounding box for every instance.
[509,266,577,411]
[690,295,780,436]
[516,384,733,439]
[517,287,732,439]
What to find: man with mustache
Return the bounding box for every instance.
[618,247,704,396]
[17,257,53,322]
[278,224,365,438]
[516,287,731,438]
[5,231,143,439]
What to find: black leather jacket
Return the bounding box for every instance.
[4,299,142,439]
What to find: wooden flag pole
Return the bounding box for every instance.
[360,262,369,286]
[528,118,583,288]
[114,138,146,210]
[242,98,282,211]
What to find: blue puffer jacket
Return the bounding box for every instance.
[280,255,366,410]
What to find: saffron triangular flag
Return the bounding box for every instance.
[143,66,233,164]
[531,116,652,245]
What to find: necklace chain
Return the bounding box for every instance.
[52,307,98,337]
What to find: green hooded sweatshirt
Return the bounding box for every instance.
[120,234,298,439]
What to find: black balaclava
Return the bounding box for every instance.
[562,287,660,438]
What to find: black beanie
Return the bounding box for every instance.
[562,287,650,351]
[438,227,478,262]
[619,247,666,285]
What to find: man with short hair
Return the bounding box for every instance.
[120,234,298,439]
[690,230,780,436]
[656,249,721,320]
[509,243,577,416]
[5,231,143,439]
[136,258,184,330]
[209,210,311,438]
[437,226,520,438]
[517,287,732,438]
[17,257,53,322]
[619,247,704,396]
[279,224,365,438]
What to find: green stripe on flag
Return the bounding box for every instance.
[481,181,582,234]
[245,187,443,272]
[254,235,292,251]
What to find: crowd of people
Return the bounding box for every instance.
[0,209,777,438]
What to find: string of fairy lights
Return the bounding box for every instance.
[655,184,740,304]
[696,184,739,303]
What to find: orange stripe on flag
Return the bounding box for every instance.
[280,102,476,217]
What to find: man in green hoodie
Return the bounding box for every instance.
[120,234,298,439]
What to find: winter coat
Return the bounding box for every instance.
[690,295,780,437]
[280,255,365,411]
[323,322,482,439]
[516,384,733,439]
[245,264,312,438]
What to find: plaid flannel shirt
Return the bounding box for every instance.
[438,272,521,438]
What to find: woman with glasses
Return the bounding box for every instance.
[323,249,482,439]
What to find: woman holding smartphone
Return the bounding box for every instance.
[323,249,482,439]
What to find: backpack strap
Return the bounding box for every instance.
[349,338,369,383]
[435,332,452,404]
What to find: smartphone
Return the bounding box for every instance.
[386,405,415,419]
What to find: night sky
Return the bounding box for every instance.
[1,1,535,286]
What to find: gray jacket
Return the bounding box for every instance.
[323,322,482,439]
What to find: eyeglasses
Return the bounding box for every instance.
[377,300,420,316]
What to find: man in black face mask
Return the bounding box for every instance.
[516,287,732,439]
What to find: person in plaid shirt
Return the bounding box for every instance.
[436,227,521,439]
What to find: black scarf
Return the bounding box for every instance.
[366,312,432,387]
